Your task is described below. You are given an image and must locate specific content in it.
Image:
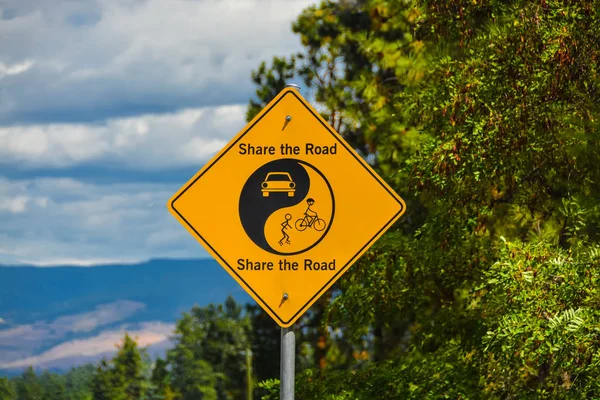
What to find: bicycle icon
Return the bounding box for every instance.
[295,213,326,232]
[294,197,326,232]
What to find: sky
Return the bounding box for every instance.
[0,0,316,266]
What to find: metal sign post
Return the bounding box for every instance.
[279,84,300,400]
[280,325,295,400]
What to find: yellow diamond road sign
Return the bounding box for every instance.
[168,88,406,327]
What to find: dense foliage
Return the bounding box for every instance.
[245,0,600,398]
[3,0,600,398]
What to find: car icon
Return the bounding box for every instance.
[261,172,295,197]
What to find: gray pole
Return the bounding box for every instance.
[280,83,300,400]
[280,325,295,400]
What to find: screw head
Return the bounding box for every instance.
[282,293,289,301]
[286,115,292,122]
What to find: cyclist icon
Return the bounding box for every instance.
[279,213,292,245]
[295,198,326,232]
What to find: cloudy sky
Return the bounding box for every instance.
[0,0,315,266]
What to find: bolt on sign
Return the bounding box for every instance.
[167,88,406,327]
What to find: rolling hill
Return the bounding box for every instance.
[0,258,251,375]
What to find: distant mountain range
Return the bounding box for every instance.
[0,258,251,376]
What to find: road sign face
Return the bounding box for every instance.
[168,88,406,327]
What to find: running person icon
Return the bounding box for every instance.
[279,213,293,245]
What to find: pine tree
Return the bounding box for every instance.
[64,364,95,400]
[14,367,44,400]
[112,334,147,400]
[39,371,66,400]
[91,360,120,400]
[91,334,148,400]
[148,358,174,400]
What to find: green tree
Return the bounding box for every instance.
[245,1,407,372]
[169,338,219,400]
[168,296,250,400]
[245,304,279,379]
[245,304,279,398]
[112,334,147,400]
[64,364,95,400]
[246,0,426,372]
[91,360,121,400]
[91,334,148,400]
[14,367,44,400]
[0,377,15,400]
[248,0,600,398]
[39,371,66,400]
[148,358,174,400]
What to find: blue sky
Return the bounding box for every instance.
[0,0,316,266]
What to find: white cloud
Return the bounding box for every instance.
[0,325,43,345]
[0,301,145,344]
[0,0,314,124]
[0,321,174,369]
[16,257,142,267]
[52,301,146,333]
[0,301,147,365]
[0,195,29,213]
[0,60,34,78]
[0,104,246,169]
[0,177,203,265]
